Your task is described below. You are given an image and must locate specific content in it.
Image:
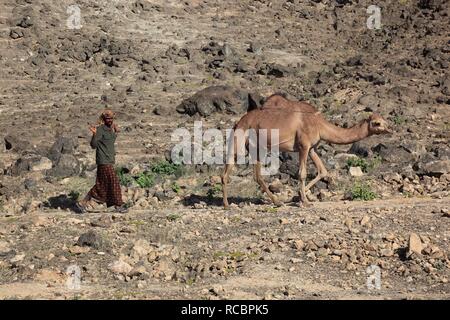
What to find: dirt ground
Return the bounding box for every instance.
[0,0,449,299]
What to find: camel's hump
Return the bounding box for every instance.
[262,94,319,113]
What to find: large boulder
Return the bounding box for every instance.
[48,135,78,162]
[47,154,82,178]
[176,86,260,117]
[4,134,34,153]
[8,154,50,176]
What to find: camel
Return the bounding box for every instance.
[221,94,391,208]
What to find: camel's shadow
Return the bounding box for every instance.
[182,194,266,207]
[43,194,82,213]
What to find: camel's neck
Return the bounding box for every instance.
[319,118,371,145]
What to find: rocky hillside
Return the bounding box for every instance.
[0,0,449,299]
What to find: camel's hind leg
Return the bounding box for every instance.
[305,148,328,192]
[298,147,311,207]
[222,163,234,209]
[254,161,281,206]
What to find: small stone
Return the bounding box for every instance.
[407,233,423,257]
[349,166,364,177]
[0,241,12,255]
[132,239,153,258]
[344,217,353,228]
[31,215,49,227]
[293,240,304,250]
[77,230,103,249]
[211,285,224,295]
[69,245,90,254]
[360,215,370,226]
[10,253,25,263]
[30,157,53,171]
[108,260,133,275]
[317,248,329,257]
[128,265,147,277]
[380,249,394,257]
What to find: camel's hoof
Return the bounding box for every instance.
[273,201,284,207]
[223,204,230,210]
[298,201,312,208]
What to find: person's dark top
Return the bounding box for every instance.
[90,124,116,165]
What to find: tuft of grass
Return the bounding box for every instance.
[151,161,182,176]
[135,172,155,188]
[265,207,278,213]
[347,155,382,173]
[392,115,406,126]
[116,167,134,187]
[207,184,222,200]
[349,182,377,201]
[213,251,246,261]
[68,190,80,202]
[167,213,181,222]
[171,182,181,194]
[347,157,369,172]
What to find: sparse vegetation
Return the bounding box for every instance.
[207,184,222,200]
[151,161,182,176]
[68,190,80,202]
[347,155,382,173]
[349,182,377,201]
[171,182,181,194]
[393,115,406,125]
[116,167,134,187]
[135,172,155,188]
[167,213,181,222]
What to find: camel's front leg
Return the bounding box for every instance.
[222,163,234,209]
[305,148,328,192]
[254,161,282,206]
[298,148,311,207]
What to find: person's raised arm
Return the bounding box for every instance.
[89,125,100,149]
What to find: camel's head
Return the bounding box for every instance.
[368,114,391,135]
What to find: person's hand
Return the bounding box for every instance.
[89,125,97,135]
[112,123,119,133]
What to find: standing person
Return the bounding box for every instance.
[76,109,128,213]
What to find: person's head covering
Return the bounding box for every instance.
[98,109,116,125]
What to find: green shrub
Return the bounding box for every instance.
[167,213,181,222]
[349,182,377,201]
[347,157,369,172]
[207,184,222,199]
[393,115,406,125]
[347,155,382,173]
[116,167,134,186]
[68,190,80,202]
[171,182,181,194]
[151,161,181,176]
[135,172,155,188]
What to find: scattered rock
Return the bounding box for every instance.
[176,86,252,116]
[108,260,133,275]
[407,233,423,257]
[422,160,450,176]
[77,231,103,249]
[349,166,364,177]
